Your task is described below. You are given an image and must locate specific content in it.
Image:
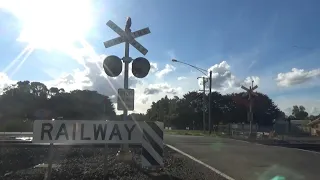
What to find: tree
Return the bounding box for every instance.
[292,105,308,119]
[0,81,116,131]
[145,91,282,129]
[128,113,147,121]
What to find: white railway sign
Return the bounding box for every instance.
[104,20,150,55]
[32,120,164,168]
[117,88,134,111]
[33,120,140,144]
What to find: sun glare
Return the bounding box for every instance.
[3,0,94,51]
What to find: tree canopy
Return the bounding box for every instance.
[0,81,116,131]
[292,105,309,120]
[146,91,283,129]
[1,80,319,132]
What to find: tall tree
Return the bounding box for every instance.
[292,105,309,119]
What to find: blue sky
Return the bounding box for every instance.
[1,0,320,115]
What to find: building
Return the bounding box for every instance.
[307,118,320,136]
[290,120,311,136]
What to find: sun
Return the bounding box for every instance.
[2,0,94,51]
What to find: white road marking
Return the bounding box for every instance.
[165,143,235,180]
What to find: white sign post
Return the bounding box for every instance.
[117,88,134,111]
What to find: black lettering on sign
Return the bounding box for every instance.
[109,124,122,140]
[81,124,91,140]
[93,124,108,140]
[72,123,76,140]
[55,123,69,140]
[41,123,53,140]
[124,124,136,140]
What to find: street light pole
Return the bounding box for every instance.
[208,71,212,134]
[249,80,253,135]
[198,77,207,132]
[172,59,213,134]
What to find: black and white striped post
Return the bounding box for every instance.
[141,121,164,169]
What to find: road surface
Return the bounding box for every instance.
[165,134,320,180]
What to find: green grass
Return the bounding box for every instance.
[164,129,217,136]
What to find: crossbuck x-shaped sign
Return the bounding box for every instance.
[104,20,150,55]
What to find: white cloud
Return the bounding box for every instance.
[141,97,149,104]
[144,83,180,95]
[194,61,261,94]
[177,76,187,80]
[150,62,158,73]
[242,76,260,88]
[205,61,234,90]
[167,50,177,60]
[0,72,16,94]
[276,68,320,87]
[155,64,176,78]
[132,81,183,114]
[248,60,256,69]
[283,107,293,116]
[310,107,320,116]
[45,55,141,97]
[109,95,117,103]
[274,96,320,116]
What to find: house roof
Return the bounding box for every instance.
[291,120,311,125]
[307,118,320,126]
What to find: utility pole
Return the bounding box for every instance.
[208,71,212,134]
[198,77,207,133]
[241,80,258,137]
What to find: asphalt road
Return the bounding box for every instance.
[165,134,320,180]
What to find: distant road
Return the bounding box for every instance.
[165,134,320,180]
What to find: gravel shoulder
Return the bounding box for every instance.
[0,145,228,180]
